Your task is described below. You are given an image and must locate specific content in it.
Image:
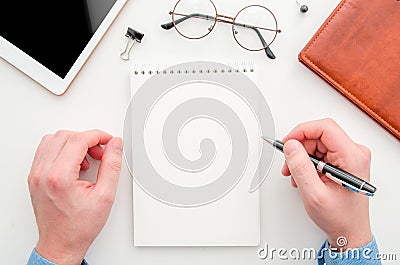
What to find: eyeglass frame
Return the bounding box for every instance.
[161,0,281,59]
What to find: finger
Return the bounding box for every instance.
[320,175,332,184]
[28,134,53,184]
[81,157,90,171]
[56,130,113,175]
[283,119,355,153]
[291,177,298,188]
[30,134,52,168]
[283,139,326,197]
[315,150,325,159]
[78,145,105,171]
[88,145,105,160]
[93,137,123,201]
[316,140,328,154]
[301,139,317,155]
[281,139,326,174]
[281,161,290,176]
[41,130,75,163]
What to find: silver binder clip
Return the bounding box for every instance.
[120,27,144,61]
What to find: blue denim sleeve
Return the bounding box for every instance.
[27,248,89,265]
[317,237,382,265]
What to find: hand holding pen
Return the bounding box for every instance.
[263,138,376,196]
[272,119,374,250]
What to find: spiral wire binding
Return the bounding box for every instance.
[132,62,255,76]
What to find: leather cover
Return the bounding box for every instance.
[299,0,400,139]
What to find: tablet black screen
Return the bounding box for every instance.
[0,1,117,78]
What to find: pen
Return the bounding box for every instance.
[262,137,377,196]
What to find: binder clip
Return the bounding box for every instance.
[120,27,144,61]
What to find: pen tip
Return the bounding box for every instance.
[261,136,275,145]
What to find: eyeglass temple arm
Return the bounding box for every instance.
[161,12,276,59]
[251,27,275,59]
[227,20,276,59]
[161,13,211,30]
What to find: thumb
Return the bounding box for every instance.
[283,139,325,197]
[94,137,123,199]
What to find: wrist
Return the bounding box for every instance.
[327,229,372,251]
[36,240,87,265]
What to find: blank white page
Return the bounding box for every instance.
[127,62,263,246]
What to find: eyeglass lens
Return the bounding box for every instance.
[233,5,278,51]
[172,0,217,39]
[171,0,278,51]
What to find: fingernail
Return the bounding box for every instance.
[112,137,123,151]
[284,140,300,156]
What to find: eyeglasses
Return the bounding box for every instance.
[161,0,281,59]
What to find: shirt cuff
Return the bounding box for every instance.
[317,236,382,265]
[27,248,89,265]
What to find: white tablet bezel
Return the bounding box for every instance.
[0,0,127,96]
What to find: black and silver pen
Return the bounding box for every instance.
[262,137,377,196]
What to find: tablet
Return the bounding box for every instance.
[0,0,127,95]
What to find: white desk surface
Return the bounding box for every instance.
[1,0,399,264]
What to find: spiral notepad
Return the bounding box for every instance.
[126,61,271,246]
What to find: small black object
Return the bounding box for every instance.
[296,1,308,13]
[126,27,144,43]
[300,4,308,13]
[120,27,144,61]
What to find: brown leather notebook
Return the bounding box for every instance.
[299,0,400,139]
